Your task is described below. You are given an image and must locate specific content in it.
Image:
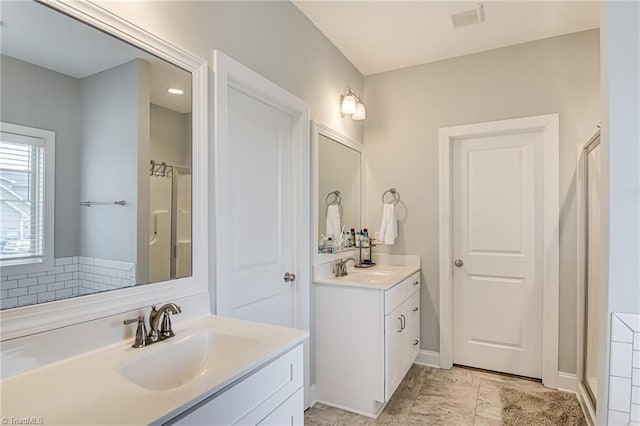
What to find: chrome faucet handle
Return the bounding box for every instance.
[123,315,148,348]
[147,306,161,343]
[149,303,182,342]
[160,311,175,338]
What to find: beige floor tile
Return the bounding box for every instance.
[305,365,584,426]
[473,415,503,426]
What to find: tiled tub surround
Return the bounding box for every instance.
[1,256,136,308]
[608,313,640,425]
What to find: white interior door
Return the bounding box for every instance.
[220,87,294,326]
[215,51,311,408]
[452,131,543,379]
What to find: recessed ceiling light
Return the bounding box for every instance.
[167,88,184,95]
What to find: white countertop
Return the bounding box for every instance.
[314,263,421,290]
[0,315,308,425]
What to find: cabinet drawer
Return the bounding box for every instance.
[258,387,303,426]
[384,272,420,315]
[169,345,303,425]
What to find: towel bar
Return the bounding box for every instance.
[382,188,400,206]
[325,190,342,206]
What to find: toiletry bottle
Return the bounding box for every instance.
[350,228,356,247]
[363,228,369,246]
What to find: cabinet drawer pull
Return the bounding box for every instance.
[413,307,419,312]
[400,314,406,331]
[413,339,419,346]
[398,318,402,333]
[412,281,419,286]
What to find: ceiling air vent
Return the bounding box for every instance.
[451,4,485,29]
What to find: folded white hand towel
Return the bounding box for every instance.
[378,203,397,245]
[326,204,342,240]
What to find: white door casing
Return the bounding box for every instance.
[452,132,542,378]
[439,114,559,388]
[213,50,311,403]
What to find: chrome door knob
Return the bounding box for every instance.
[284,272,296,283]
[454,259,464,267]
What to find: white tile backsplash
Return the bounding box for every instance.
[612,341,634,378]
[609,410,631,426]
[54,257,73,266]
[613,314,635,343]
[3,280,17,289]
[632,404,640,422]
[610,376,632,412]
[1,256,137,308]
[610,314,640,425]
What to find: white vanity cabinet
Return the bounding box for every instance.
[384,289,421,399]
[315,270,421,418]
[167,344,303,426]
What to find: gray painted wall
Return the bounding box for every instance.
[79,59,150,265]
[150,104,190,167]
[0,55,81,258]
[363,30,600,374]
[95,1,364,143]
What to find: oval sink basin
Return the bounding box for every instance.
[345,270,396,284]
[119,331,260,391]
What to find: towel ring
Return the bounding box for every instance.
[325,190,342,206]
[382,188,400,206]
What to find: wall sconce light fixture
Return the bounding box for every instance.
[341,87,366,120]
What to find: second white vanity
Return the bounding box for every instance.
[314,255,421,418]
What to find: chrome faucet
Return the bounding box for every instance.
[148,303,182,343]
[123,302,182,348]
[334,258,356,277]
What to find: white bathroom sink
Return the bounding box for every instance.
[346,269,395,284]
[314,264,420,289]
[119,331,260,391]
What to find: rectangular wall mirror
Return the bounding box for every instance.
[0,0,193,310]
[313,121,363,259]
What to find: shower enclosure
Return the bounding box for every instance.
[578,130,602,416]
[148,160,192,282]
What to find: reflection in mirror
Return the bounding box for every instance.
[317,134,361,254]
[0,1,192,309]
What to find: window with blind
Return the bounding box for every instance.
[0,123,54,271]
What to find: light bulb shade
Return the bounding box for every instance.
[352,102,366,120]
[341,94,357,115]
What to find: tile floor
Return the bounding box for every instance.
[305,365,581,425]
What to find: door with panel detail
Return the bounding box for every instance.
[217,86,294,327]
[452,131,542,379]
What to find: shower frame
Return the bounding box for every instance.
[150,161,191,280]
[575,130,601,425]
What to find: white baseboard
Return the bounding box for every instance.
[414,350,441,368]
[557,371,578,392]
